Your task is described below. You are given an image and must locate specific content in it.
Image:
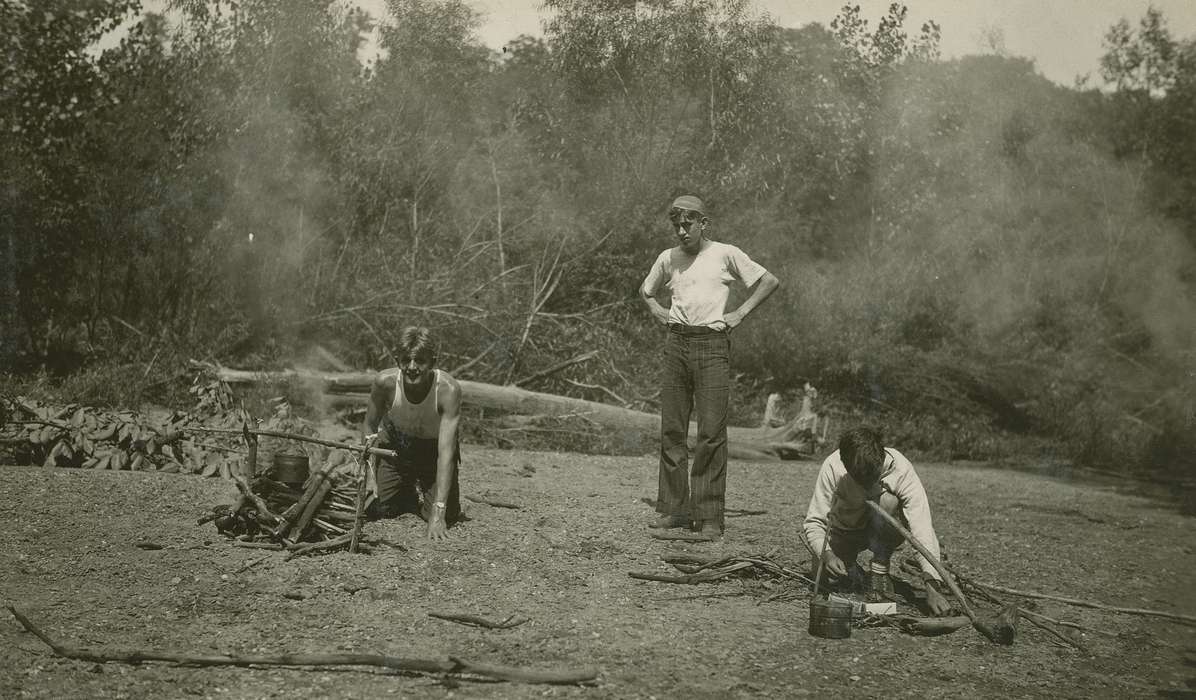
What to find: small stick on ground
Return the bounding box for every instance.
[233,555,272,574]
[658,590,748,602]
[285,533,353,560]
[428,613,529,629]
[724,509,768,517]
[6,605,597,685]
[1018,609,1091,653]
[232,541,283,551]
[630,561,753,584]
[464,494,521,510]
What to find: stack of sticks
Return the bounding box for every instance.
[200,430,374,559]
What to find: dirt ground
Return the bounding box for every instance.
[1,446,1194,699]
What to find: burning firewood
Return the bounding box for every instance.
[206,447,373,561]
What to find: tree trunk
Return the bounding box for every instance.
[196,364,814,461]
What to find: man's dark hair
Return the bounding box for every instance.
[396,326,436,362]
[838,427,885,486]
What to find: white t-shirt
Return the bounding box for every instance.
[641,240,767,328]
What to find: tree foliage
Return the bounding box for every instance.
[2,0,1194,474]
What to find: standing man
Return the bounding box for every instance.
[640,195,780,540]
[364,326,463,541]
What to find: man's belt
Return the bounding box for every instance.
[668,323,725,336]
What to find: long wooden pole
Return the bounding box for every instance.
[864,499,1016,645]
[187,426,398,459]
[7,606,597,685]
[970,581,1196,625]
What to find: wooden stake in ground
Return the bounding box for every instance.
[349,438,375,554]
[7,605,596,685]
[241,423,258,480]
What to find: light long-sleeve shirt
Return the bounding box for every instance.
[802,447,943,582]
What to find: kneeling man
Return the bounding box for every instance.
[803,427,952,615]
[364,326,462,540]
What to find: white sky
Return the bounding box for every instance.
[405,0,1196,86]
[116,1,1196,87]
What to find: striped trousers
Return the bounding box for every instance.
[656,324,730,524]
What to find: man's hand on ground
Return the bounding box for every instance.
[426,516,448,541]
[925,583,952,616]
[820,549,846,578]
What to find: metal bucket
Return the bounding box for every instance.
[808,596,853,639]
[271,453,310,485]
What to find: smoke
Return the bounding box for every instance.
[861,55,1196,377]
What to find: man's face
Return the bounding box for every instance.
[399,352,434,383]
[668,207,706,253]
[849,469,883,499]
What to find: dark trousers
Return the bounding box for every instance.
[828,492,906,567]
[656,325,730,524]
[374,418,461,522]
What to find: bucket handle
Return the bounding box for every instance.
[812,534,829,599]
[811,492,837,599]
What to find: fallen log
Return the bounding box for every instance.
[7,605,597,685]
[194,362,813,461]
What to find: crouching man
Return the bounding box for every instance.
[803,427,952,615]
[364,326,462,540]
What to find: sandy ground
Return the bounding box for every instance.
[1,447,1194,699]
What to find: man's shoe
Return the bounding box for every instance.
[865,572,895,602]
[649,514,690,530]
[694,520,722,541]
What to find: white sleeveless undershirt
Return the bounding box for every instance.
[384,369,442,439]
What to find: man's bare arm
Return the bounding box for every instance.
[363,373,394,437]
[641,288,670,325]
[724,271,780,328]
[426,377,462,540]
